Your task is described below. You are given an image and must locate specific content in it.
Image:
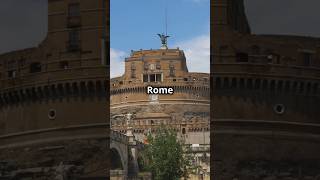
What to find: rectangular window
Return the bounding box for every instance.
[169,63,175,77]
[156,74,162,82]
[67,3,81,28]
[303,52,312,66]
[149,74,156,82]
[68,3,80,17]
[68,30,80,51]
[69,31,79,45]
[143,74,162,82]
[30,62,41,73]
[131,70,136,78]
[169,67,175,77]
[143,74,148,82]
[131,63,136,78]
[156,62,161,69]
[8,70,16,78]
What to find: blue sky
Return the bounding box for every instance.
[110,0,210,77]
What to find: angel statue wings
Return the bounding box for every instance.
[157,33,170,47]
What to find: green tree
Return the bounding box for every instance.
[141,126,194,180]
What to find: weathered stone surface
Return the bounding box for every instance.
[212,1,320,179]
[0,139,108,179]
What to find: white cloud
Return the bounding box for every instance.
[110,48,126,78]
[174,34,210,73]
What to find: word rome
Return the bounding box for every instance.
[147,86,174,95]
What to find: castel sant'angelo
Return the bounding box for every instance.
[212,0,320,179]
[0,0,108,179]
[1,0,319,179]
[110,41,210,144]
[110,34,210,176]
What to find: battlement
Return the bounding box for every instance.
[127,48,185,59]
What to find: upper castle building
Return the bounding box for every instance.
[110,44,210,144]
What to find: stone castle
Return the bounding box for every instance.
[110,41,210,177]
[212,0,320,179]
[0,0,108,179]
[2,0,319,179]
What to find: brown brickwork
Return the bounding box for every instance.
[212,0,320,179]
[0,0,109,178]
[110,48,210,143]
[110,48,211,176]
[0,0,108,144]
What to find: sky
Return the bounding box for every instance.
[244,0,320,37]
[1,1,320,77]
[0,0,47,54]
[110,0,210,77]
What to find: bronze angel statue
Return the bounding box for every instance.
[157,33,170,46]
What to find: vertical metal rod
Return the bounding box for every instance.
[165,0,168,36]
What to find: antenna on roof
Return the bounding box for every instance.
[165,0,168,36]
[157,0,170,49]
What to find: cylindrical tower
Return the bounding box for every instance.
[0,0,108,145]
[0,0,108,178]
[212,0,320,179]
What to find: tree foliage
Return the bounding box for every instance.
[141,126,194,180]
